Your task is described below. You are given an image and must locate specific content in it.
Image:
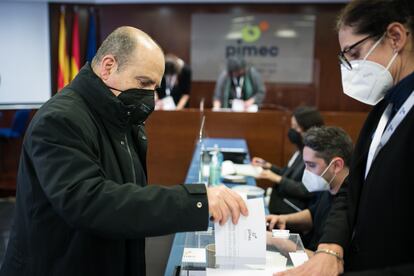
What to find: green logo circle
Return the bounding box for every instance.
[241,25,261,43]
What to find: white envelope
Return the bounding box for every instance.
[215,198,266,269]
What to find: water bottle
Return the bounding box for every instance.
[208,148,221,186]
[214,144,224,168]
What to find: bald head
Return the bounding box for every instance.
[92,26,163,72]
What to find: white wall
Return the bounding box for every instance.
[0,2,51,108]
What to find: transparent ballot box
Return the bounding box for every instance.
[180,228,214,275]
[180,229,308,276]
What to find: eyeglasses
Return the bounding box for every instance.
[338,35,374,70]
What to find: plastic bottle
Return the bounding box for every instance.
[215,144,224,168]
[208,148,221,186]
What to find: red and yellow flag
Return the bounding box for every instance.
[70,11,80,80]
[57,7,69,91]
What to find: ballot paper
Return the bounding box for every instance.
[231,99,245,112]
[214,198,266,269]
[161,96,176,110]
[246,104,258,113]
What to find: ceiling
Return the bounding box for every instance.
[0,0,350,4]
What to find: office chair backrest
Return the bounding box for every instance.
[11,110,31,136]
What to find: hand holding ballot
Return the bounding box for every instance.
[266,214,287,231]
[207,185,249,225]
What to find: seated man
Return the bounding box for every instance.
[266,126,353,254]
[213,57,265,111]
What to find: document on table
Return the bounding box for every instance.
[221,160,263,177]
[233,164,263,177]
[215,198,266,269]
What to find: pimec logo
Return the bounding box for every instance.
[226,21,279,58]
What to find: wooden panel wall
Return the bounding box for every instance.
[145,110,367,189]
[0,110,367,194]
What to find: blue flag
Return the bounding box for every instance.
[86,9,97,63]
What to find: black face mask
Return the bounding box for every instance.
[287,128,304,149]
[108,86,155,125]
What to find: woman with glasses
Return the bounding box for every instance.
[275,0,414,275]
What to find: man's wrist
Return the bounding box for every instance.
[317,243,344,258]
[274,174,282,183]
[316,243,344,264]
[314,248,344,263]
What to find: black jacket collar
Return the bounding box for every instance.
[384,70,414,112]
[68,63,133,131]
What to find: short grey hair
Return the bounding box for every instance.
[303,126,353,167]
[91,27,137,72]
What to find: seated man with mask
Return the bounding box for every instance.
[213,57,265,111]
[266,126,353,254]
[252,106,324,215]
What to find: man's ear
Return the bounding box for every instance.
[332,158,345,174]
[99,55,117,81]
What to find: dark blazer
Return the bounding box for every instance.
[268,151,315,214]
[0,64,209,276]
[320,96,414,274]
[157,65,192,106]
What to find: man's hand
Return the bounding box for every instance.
[274,244,344,276]
[207,185,249,225]
[251,157,271,169]
[244,97,256,108]
[258,169,282,183]
[266,214,287,230]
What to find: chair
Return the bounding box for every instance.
[0,110,31,173]
[0,110,31,139]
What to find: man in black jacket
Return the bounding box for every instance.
[0,26,247,276]
[266,126,352,254]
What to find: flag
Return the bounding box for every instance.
[57,6,69,91]
[86,9,97,63]
[70,9,80,80]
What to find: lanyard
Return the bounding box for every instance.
[165,75,177,96]
[287,151,299,168]
[365,90,414,178]
[232,76,244,99]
